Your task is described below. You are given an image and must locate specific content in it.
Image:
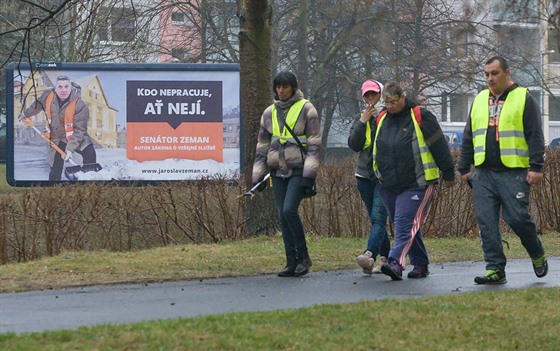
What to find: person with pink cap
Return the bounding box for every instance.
[348,79,390,274]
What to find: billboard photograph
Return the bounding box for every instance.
[6,62,240,185]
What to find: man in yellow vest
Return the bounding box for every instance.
[19,75,97,181]
[458,56,547,284]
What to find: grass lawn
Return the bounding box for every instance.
[1,233,559,350]
[1,233,559,293]
[0,287,559,350]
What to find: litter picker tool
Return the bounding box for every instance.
[20,117,102,180]
[238,173,270,199]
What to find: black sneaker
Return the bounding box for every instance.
[532,255,548,278]
[381,262,403,281]
[474,269,506,285]
[407,265,430,279]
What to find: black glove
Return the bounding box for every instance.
[300,177,317,198]
[252,177,268,192]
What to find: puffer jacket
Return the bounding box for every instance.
[252,90,321,183]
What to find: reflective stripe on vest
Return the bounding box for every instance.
[45,91,78,140]
[362,116,372,150]
[373,107,439,181]
[271,99,308,145]
[470,88,529,168]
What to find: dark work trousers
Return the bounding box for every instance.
[380,184,435,269]
[356,176,390,259]
[469,167,545,271]
[271,175,307,259]
[49,141,97,181]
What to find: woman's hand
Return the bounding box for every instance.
[360,104,377,123]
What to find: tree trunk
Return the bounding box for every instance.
[296,0,309,94]
[238,0,277,235]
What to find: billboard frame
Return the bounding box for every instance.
[6,62,241,187]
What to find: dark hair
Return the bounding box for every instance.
[56,75,71,82]
[381,81,404,100]
[485,56,509,71]
[272,71,298,94]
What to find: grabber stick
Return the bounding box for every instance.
[237,173,270,199]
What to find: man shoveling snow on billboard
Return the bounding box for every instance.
[19,75,99,181]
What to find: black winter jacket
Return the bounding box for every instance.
[372,98,455,194]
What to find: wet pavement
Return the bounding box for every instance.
[1,257,558,333]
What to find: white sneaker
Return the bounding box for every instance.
[372,256,388,274]
[356,251,374,275]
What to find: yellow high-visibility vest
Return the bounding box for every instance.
[373,107,439,181]
[271,99,308,145]
[470,88,529,168]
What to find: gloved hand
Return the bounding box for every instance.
[252,177,268,192]
[64,150,73,162]
[300,177,317,198]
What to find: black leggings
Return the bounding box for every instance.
[49,141,97,181]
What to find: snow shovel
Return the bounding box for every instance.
[20,117,102,180]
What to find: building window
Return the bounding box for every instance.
[494,25,540,86]
[171,48,191,62]
[171,11,193,25]
[442,92,470,123]
[172,12,185,24]
[99,7,136,42]
[449,93,469,123]
[493,0,539,22]
[529,90,542,111]
[547,27,560,64]
[549,95,560,122]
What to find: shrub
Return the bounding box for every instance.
[1,150,558,264]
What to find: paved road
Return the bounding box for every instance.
[1,257,558,333]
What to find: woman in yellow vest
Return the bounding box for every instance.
[457,56,547,285]
[20,75,96,181]
[372,81,455,280]
[348,80,390,275]
[252,72,321,277]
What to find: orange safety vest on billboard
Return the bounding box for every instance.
[45,91,78,140]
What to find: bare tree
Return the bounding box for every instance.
[0,0,560,166]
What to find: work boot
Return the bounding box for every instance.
[407,265,430,279]
[532,255,548,278]
[294,251,312,277]
[277,257,297,277]
[381,261,403,281]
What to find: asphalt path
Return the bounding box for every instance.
[1,257,558,333]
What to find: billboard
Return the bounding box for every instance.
[6,62,240,186]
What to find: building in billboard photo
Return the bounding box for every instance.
[13,71,118,149]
